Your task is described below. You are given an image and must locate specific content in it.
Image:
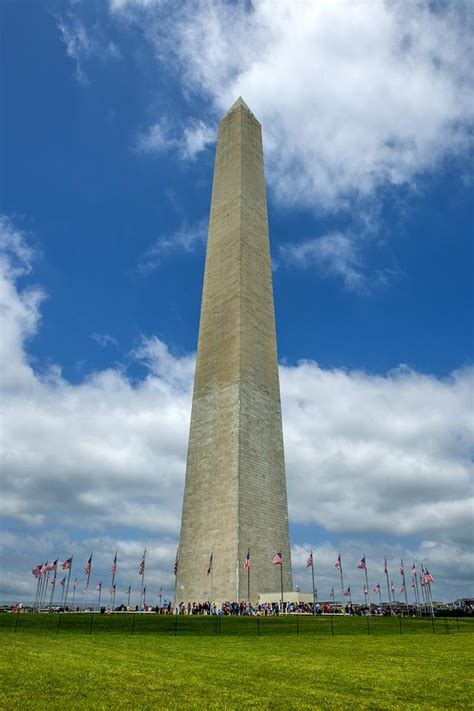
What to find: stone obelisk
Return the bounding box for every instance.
[176,98,292,604]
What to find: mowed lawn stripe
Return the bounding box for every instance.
[0,630,472,710]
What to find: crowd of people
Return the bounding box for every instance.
[169,601,371,616]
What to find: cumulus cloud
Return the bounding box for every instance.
[1,216,472,601]
[137,219,207,273]
[111,0,474,210]
[281,361,474,549]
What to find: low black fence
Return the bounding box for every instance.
[2,612,473,637]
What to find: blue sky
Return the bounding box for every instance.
[1,0,473,605]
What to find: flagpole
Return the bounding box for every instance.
[419,567,427,614]
[174,548,179,613]
[401,559,409,613]
[64,558,73,610]
[60,580,65,608]
[140,548,147,611]
[84,553,93,611]
[49,564,57,610]
[378,585,382,606]
[338,552,345,607]
[384,558,392,614]
[280,562,284,611]
[311,553,316,615]
[426,580,435,619]
[364,562,371,613]
[248,561,251,607]
[413,563,421,614]
[110,551,117,611]
[42,572,50,609]
[34,570,41,611]
[39,571,46,610]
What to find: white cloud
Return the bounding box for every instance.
[91,333,118,348]
[137,119,214,160]
[137,219,207,273]
[56,10,119,85]
[280,232,367,293]
[1,216,472,601]
[111,0,474,210]
[281,361,474,548]
[279,231,397,293]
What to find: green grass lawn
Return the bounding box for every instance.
[0,617,472,709]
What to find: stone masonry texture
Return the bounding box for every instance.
[176,98,293,605]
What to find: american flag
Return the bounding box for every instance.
[424,570,434,584]
[59,577,66,587]
[400,560,405,575]
[207,553,213,575]
[61,557,72,570]
[329,587,335,599]
[139,557,145,576]
[363,586,368,595]
[40,563,48,575]
[401,583,406,593]
[32,564,41,578]
[84,555,92,575]
[111,553,117,576]
[306,551,313,568]
[46,560,58,572]
[272,552,282,566]
[357,557,366,570]
[335,554,341,569]
[384,558,388,574]
[243,551,252,571]
[344,587,351,596]
[411,563,416,575]
[373,583,380,593]
[174,551,179,576]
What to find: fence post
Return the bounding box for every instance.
[57,613,62,635]
[366,616,370,636]
[399,616,402,635]
[14,610,20,633]
[89,612,94,635]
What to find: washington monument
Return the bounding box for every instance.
[176,98,292,604]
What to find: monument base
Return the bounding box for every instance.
[258,591,314,605]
